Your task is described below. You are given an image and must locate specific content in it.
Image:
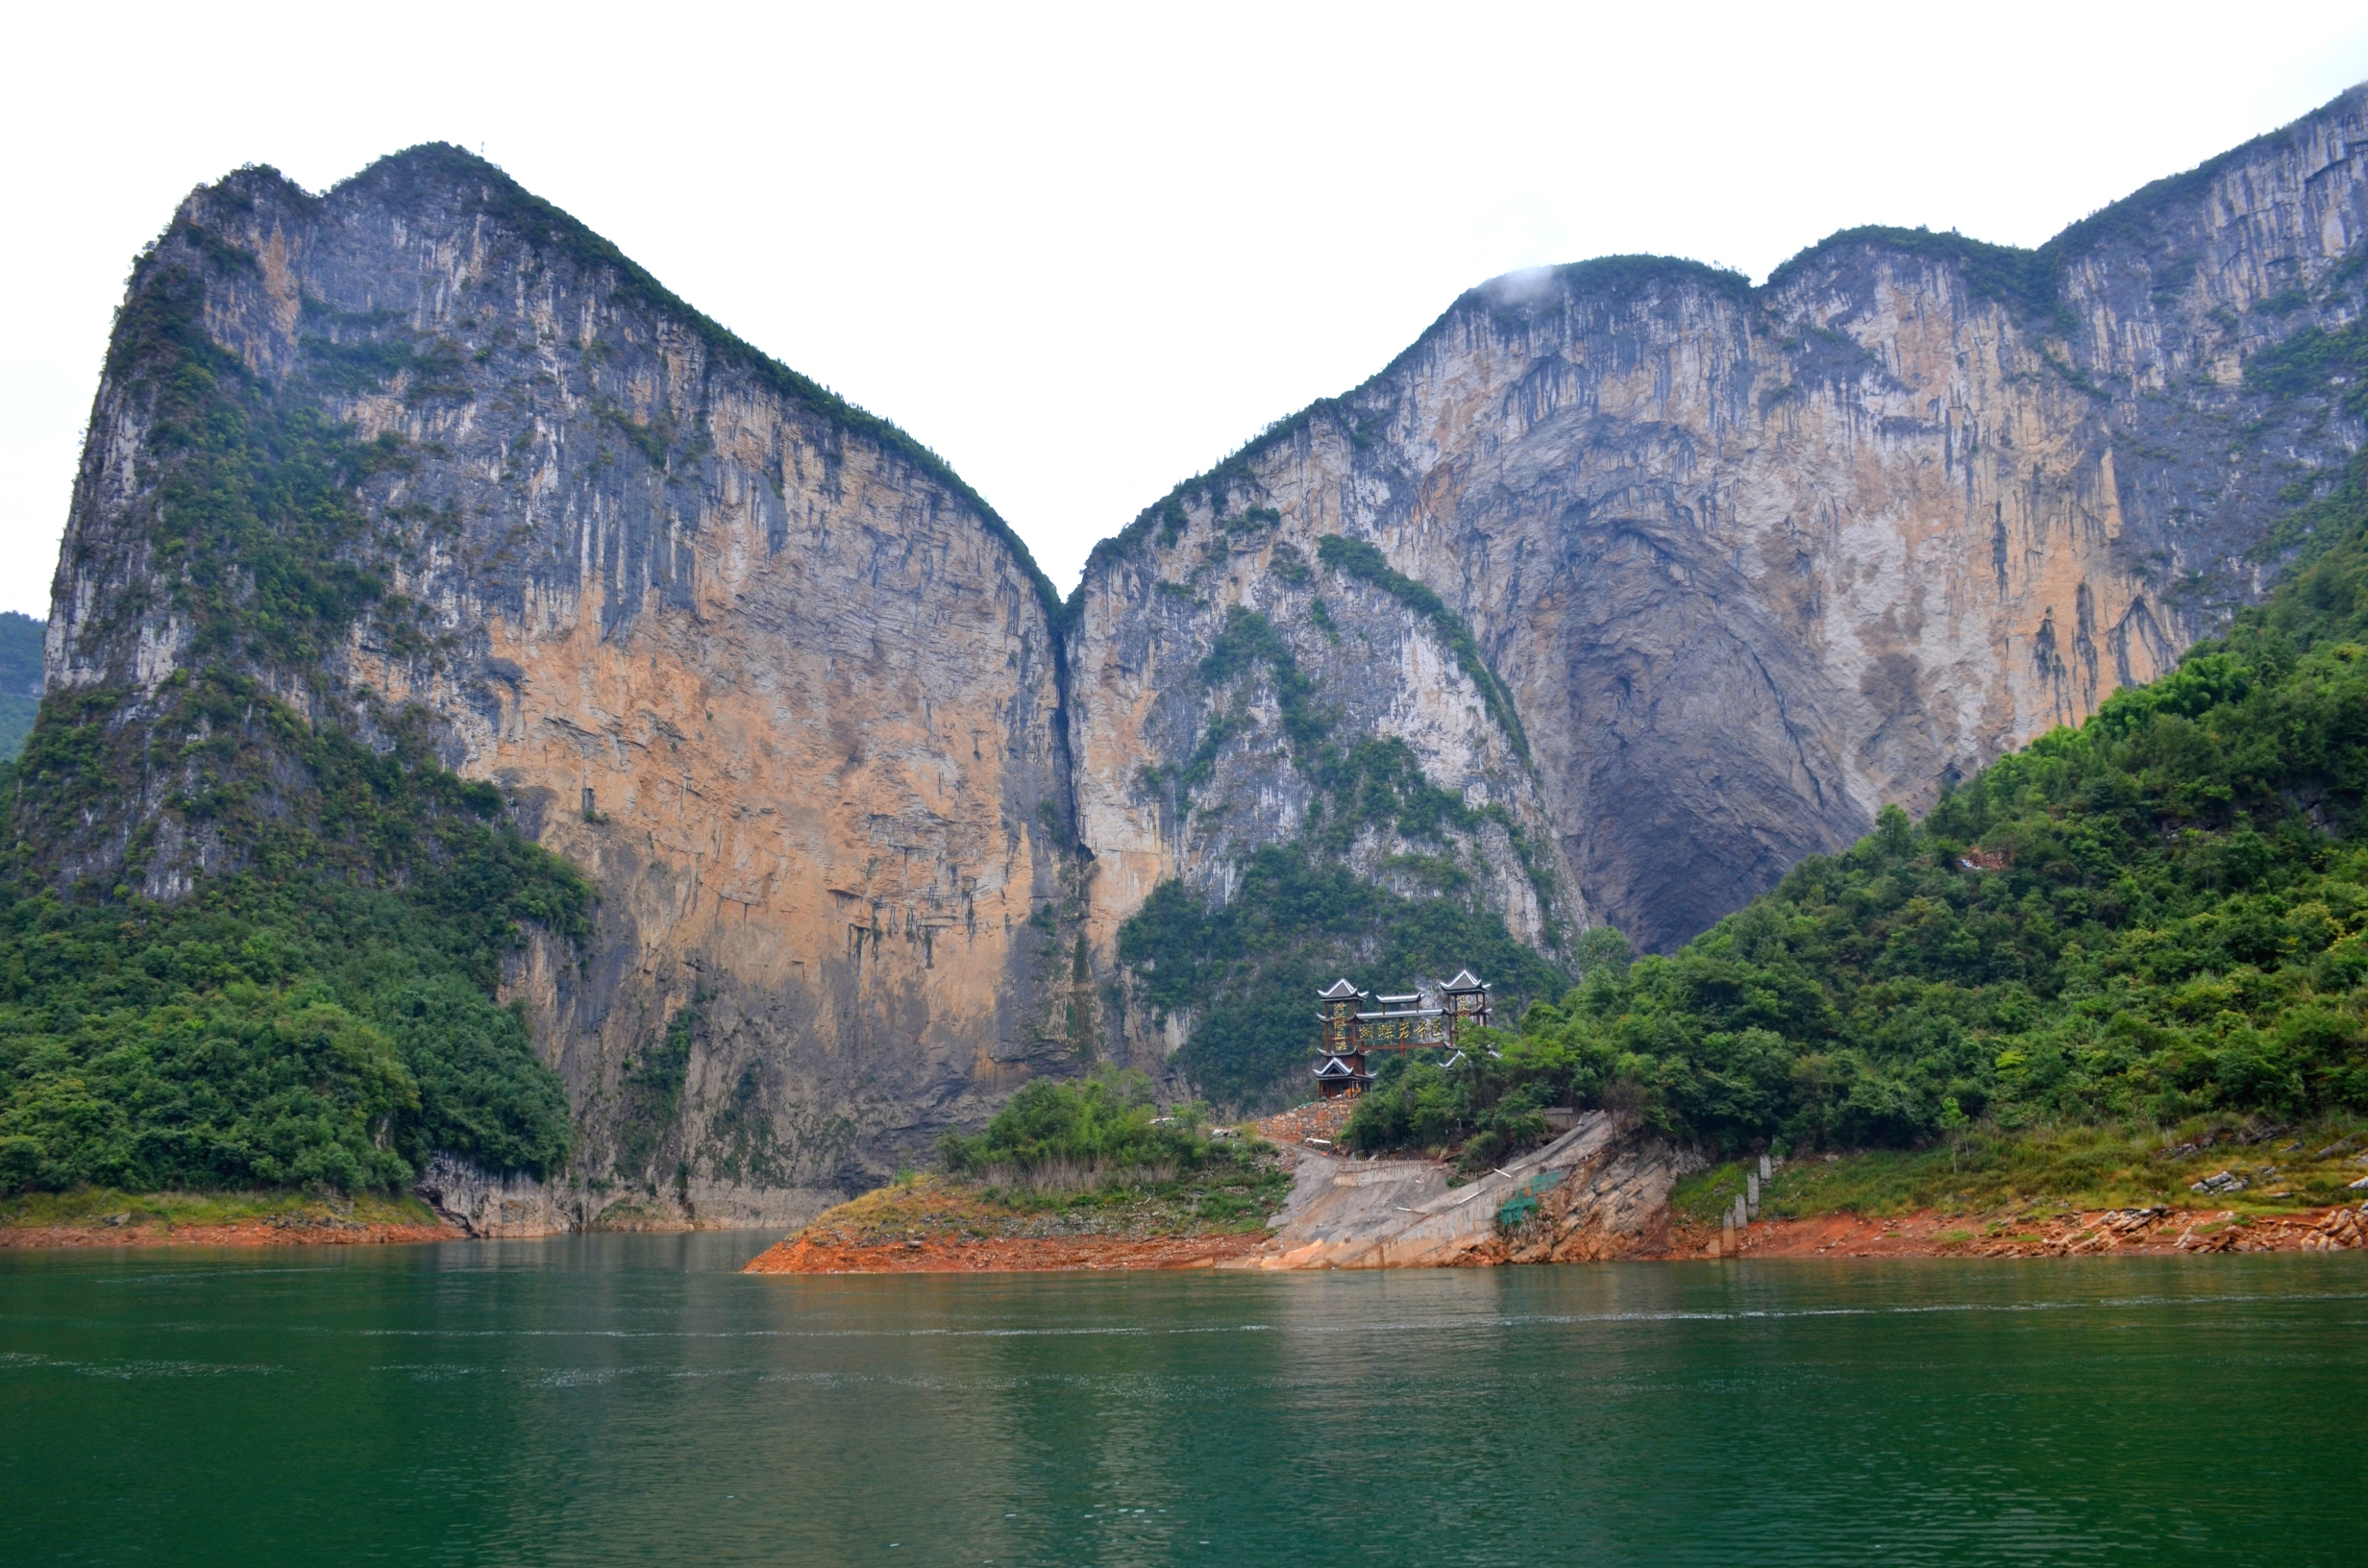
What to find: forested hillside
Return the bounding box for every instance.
[0,720,590,1194]
[1350,453,2368,1166]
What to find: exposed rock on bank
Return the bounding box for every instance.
[742,1118,2368,1273]
[0,1190,461,1248]
[741,1112,1699,1273]
[1233,1112,1690,1268]
[413,1155,580,1238]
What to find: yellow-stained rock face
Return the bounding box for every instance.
[379,414,1076,1227]
[45,151,1086,1227]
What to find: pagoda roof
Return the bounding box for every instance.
[1443,969,1489,992]
[1312,1055,1371,1080]
[1317,978,1364,1000]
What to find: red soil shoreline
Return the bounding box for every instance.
[1674,1201,2367,1260]
[0,1220,464,1249]
[746,1201,2368,1274]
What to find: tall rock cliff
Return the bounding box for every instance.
[27,87,2368,1211]
[1073,86,2368,975]
[37,148,1084,1224]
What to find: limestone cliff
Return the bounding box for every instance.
[31,88,2368,1216]
[39,148,1084,1226]
[1073,86,2368,956]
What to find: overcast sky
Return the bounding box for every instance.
[5,4,2365,619]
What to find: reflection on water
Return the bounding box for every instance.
[2,1234,2360,1566]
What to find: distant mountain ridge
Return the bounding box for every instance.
[7,86,2366,1219]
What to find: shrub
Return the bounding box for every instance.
[937,1069,1241,1188]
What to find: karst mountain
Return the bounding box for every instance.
[14,86,2366,1225]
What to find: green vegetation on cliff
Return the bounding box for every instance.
[1349,456,2368,1161]
[1125,850,1565,1112]
[1314,536,1529,761]
[0,211,591,1201]
[0,710,590,1195]
[1120,604,1565,1110]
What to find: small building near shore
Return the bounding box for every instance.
[1310,971,1492,1098]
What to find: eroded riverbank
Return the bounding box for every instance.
[0,1190,462,1249]
[1690,1199,2368,1259]
[746,1109,2368,1275]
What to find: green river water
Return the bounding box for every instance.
[0,1235,2359,1565]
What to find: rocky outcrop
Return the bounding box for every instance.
[1072,86,2368,950]
[1235,1111,1693,1268]
[412,1155,580,1238]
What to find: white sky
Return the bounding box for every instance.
[5,4,2366,618]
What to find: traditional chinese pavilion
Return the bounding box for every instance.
[1311,969,1492,1098]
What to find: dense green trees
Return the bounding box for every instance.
[0,717,590,1196]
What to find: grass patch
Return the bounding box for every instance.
[898,1071,1294,1237]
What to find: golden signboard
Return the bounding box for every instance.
[1353,1012,1450,1049]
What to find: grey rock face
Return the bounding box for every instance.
[413,1154,580,1237]
[1071,86,2368,950]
